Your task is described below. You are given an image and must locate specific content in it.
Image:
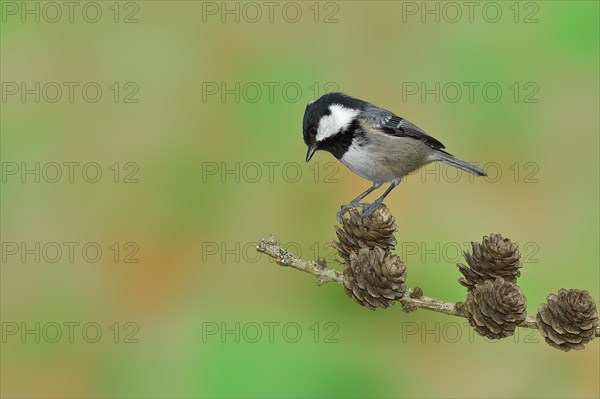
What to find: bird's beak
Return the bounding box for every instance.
[306,144,317,162]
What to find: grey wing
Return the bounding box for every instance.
[363,104,446,150]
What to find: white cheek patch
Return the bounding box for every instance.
[316,104,360,141]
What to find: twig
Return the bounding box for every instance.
[256,235,600,338]
[256,235,342,286]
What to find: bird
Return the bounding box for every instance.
[302,92,486,221]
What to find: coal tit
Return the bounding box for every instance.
[302,92,486,221]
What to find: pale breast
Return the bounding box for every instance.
[340,127,432,183]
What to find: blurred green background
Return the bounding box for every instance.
[1,1,598,398]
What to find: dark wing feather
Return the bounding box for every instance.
[363,105,446,150]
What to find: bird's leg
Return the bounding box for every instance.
[336,182,382,222]
[362,178,401,217]
[346,182,383,207]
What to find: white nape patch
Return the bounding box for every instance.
[316,104,360,142]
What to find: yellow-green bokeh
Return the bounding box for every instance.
[1,1,598,398]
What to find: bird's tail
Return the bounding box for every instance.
[431,150,486,176]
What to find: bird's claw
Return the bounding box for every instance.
[336,202,367,223]
[361,201,383,218]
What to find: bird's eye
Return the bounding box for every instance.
[310,127,317,136]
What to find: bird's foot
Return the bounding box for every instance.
[362,201,384,218]
[336,202,367,223]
